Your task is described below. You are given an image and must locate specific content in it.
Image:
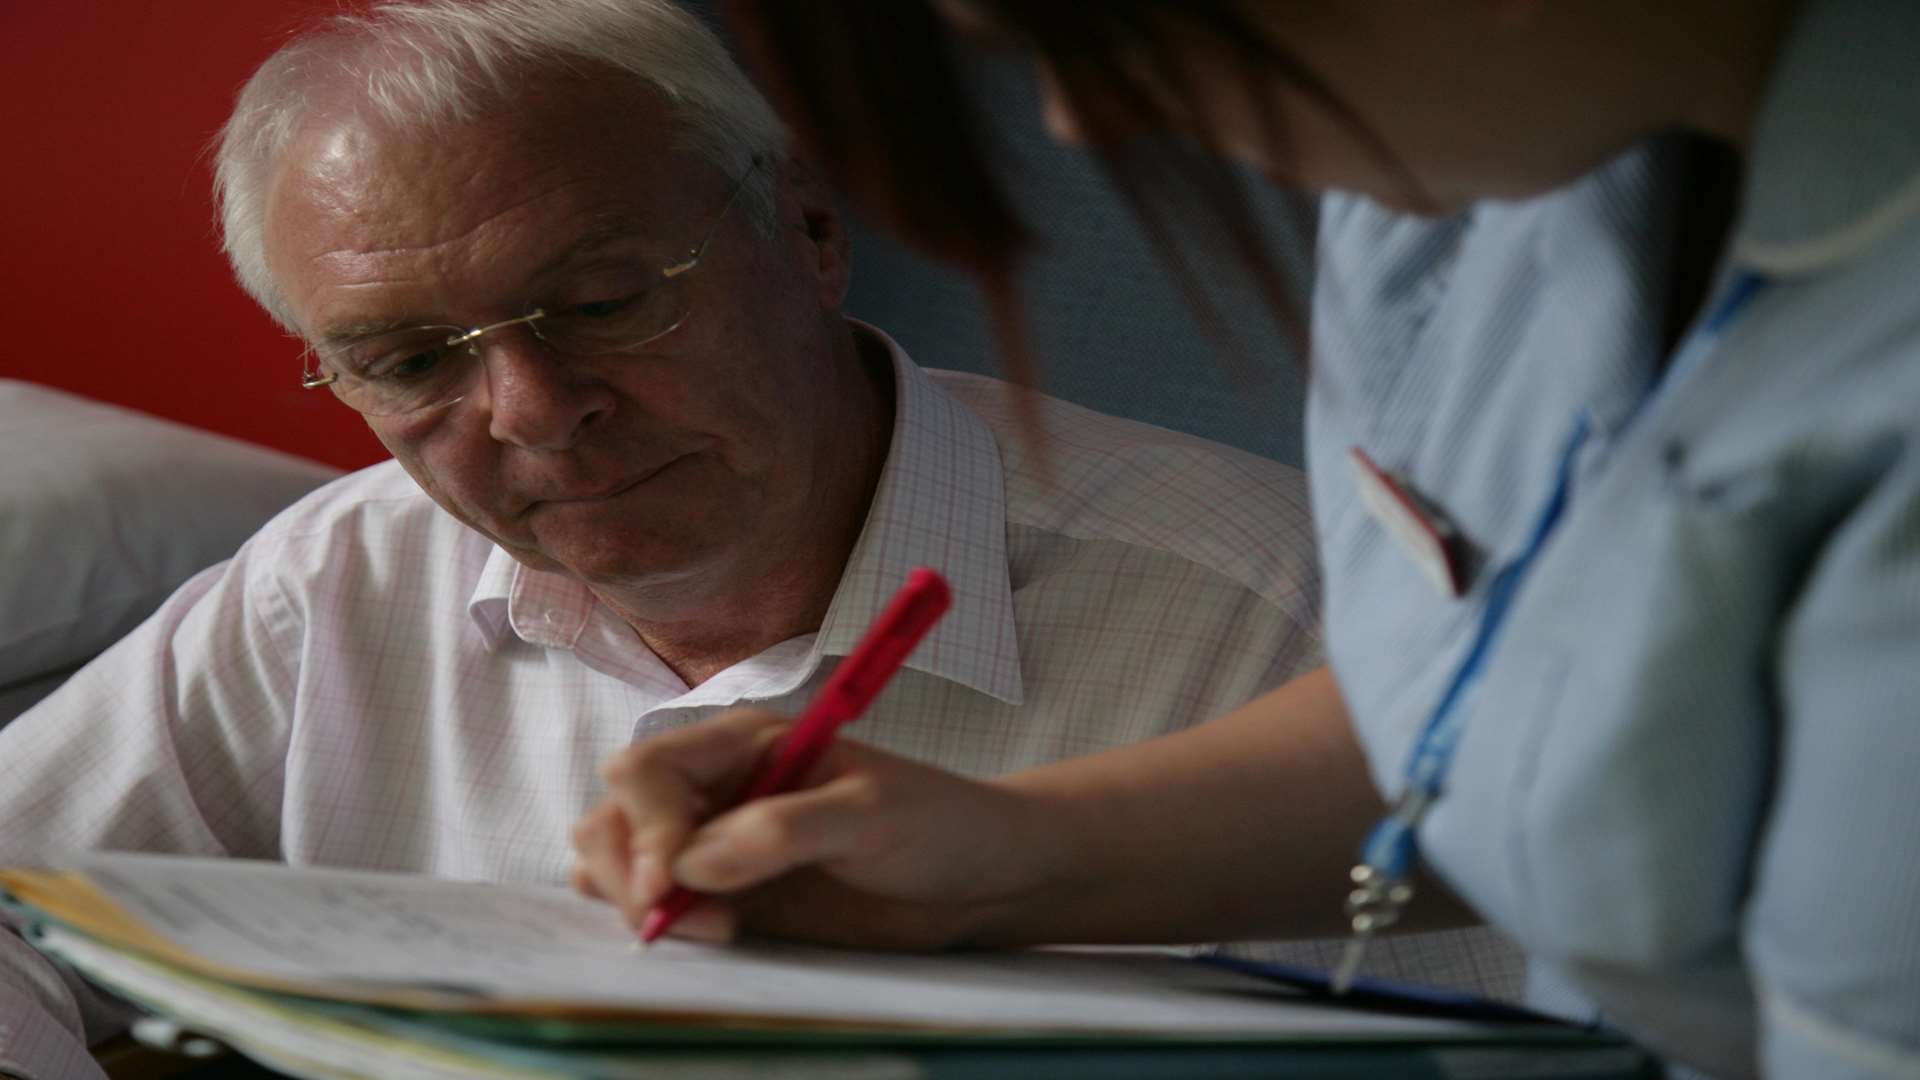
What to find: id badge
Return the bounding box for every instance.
[1349,447,1469,598]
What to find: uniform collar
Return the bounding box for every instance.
[1732,0,1920,275]
[464,322,1025,705]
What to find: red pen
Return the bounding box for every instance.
[637,567,953,944]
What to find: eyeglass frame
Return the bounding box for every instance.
[298,156,765,412]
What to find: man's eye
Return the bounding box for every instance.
[367,348,444,382]
[565,292,647,320]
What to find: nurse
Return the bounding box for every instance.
[571,2,1920,1076]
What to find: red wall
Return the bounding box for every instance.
[2,2,387,471]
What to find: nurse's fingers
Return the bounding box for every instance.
[569,800,633,908]
[578,709,793,918]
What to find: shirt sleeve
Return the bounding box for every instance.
[0,545,300,1079]
[1746,439,1920,1078]
[0,931,118,1080]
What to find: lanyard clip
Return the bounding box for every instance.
[1331,789,1430,994]
[1332,862,1415,994]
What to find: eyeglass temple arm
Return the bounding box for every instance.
[664,156,763,279]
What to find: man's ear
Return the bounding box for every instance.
[777,152,852,310]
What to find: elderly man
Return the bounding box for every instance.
[0,2,1516,1076]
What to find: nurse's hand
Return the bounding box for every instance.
[570,707,1056,948]
[573,667,1403,950]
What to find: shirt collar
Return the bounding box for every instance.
[463,321,1025,705]
[1732,0,1920,276]
[467,549,593,652]
[811,322,1024,705]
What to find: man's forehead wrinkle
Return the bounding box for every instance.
[315,312,435,347]
[295,180,644,346]
[529,211,667,281]
[317,157,632,259]
[290,105,582,239]
[313,275,458,342]
[268,76,708,347]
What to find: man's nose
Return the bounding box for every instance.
[474,331,613,451]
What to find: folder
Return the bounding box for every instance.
[0,853,1647,1079]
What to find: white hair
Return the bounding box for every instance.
[213,0,788,331]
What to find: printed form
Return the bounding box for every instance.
[54,852,1496,1040]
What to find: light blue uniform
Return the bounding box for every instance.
[1308,1,1920,1076]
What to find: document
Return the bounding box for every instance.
[0,854,1653,1078]
[9,852,1522,1042]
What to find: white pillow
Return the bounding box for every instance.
[0,380,342,689]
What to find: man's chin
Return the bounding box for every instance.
[507,521,727,592]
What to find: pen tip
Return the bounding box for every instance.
[637,909,669,945]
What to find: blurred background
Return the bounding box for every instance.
[1,1,1313,473]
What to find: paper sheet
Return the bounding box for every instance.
[66,852,1500,1041]
[39,928,919,1080]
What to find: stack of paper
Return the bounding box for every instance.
[0,854,1631,1079]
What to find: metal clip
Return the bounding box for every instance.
[1331,788,1430,995]
[1332,862,1415,993]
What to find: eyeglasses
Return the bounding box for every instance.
[300,159,762,417]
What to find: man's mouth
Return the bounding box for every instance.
[526,454,687,509]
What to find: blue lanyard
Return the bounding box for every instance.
[1333,269,1771,992]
